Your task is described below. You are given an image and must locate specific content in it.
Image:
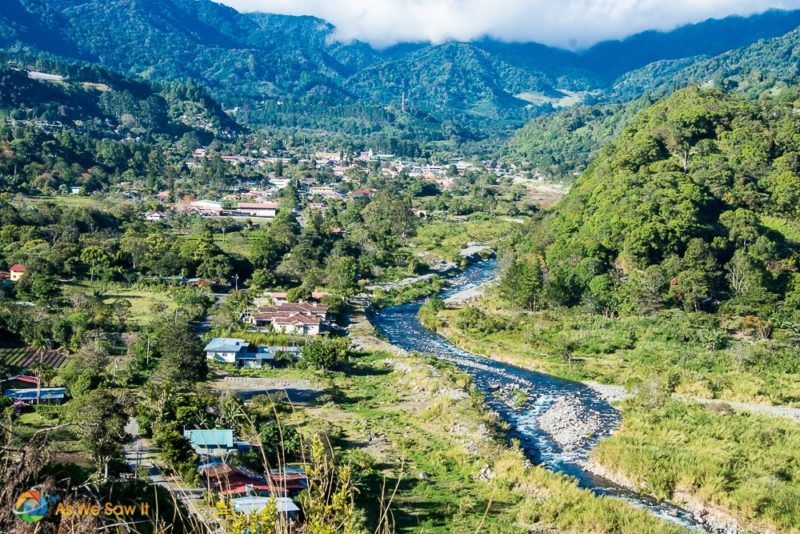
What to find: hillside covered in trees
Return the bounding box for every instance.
[507,26,800,177]
[505,87,800,321]
[0,53,239,138]
[4,0,800,137]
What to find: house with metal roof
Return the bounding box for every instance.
[204,338,249,363]
[184,428,252,462]
[5,387,67,404]
[2,374,41,389]
[204,338,302,368]
[184,429,234,449]
[231,496,300,519]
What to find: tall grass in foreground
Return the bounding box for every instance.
[594,386,800,531]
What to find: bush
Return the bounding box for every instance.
[456,307,507,334]
[301,338,351,370]
[418,297,445,331]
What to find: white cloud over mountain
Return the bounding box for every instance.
[217,0,800,49]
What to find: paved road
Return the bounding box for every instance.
[194,293,228,334]
[124,418,222,532]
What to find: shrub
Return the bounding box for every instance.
[301,338,351,370]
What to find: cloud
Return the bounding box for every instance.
[215,0,800,49]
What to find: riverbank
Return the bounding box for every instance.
[436,296,800,407]
[432,295,800,532]
[343,313,687,532]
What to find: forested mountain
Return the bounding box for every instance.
[2,0,799,134]
[508,26,800,177]
[579,9,800,82]
[505,98,653,177]
[506,87,800,318]
[0,52,239,138]
[610,26,800,101]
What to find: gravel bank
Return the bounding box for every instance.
[537,396,606,451]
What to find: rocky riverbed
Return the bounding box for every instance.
[536,396,606,451]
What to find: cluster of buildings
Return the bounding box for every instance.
[244,301,329,336]
[142,145,545,224]
[183,199,279,219]
[2,374,68,408]
[180,428,305,520]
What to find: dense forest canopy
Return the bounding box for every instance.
[505,87,800,319]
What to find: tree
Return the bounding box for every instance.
[151,422,199,484]
[301,338,350,370]
[59,336,110,396]
[501,256,544,311]
[626,265,667,313]
[197,254,232,282]
[361,193,416,254]
[153,320,206,383]
[585,274,621,317]
[14,272,61,303]
[71,388,130,479]
[672,238,719,311]
[80,246,112,282]
[325,255,359,296]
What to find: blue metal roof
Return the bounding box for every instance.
[183,429,234,448]
[204,338,249,353]
[5,388,66,401]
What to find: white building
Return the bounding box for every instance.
[204,338,249,363]
[236,202,278,218]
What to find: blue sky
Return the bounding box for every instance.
[217,0,800,49]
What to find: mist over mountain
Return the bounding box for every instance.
[2,0,799,134]
[219,0,800,50]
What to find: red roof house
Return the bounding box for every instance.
[9,264,25,282]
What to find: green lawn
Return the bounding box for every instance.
[61,281,177,326]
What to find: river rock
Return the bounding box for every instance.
[537,396,605,451]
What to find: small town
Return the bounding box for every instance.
[3,1,800,533]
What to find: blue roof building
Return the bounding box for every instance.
[5,388,67,404]
[183,429,234,449]
[204,338,249,363]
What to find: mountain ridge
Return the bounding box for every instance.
[3,0,799,130]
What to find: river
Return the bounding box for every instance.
[367,259,707,531]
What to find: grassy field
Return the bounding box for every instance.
[411,215,524,263]
[18,194,135,210]
[436,297,800,406]
[431,295,800,530]
[214,230,254,258]
[594,394,800,532]
[266,350,686,533]
[61,281,178,327]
